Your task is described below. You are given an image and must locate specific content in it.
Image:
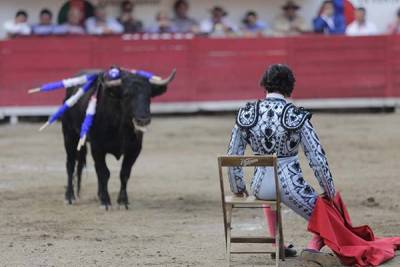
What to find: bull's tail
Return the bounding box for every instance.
[76,144,87,197]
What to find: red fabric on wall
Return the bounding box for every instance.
[308,193,400,266]
[0,36,399,107]
[344,0,355,25]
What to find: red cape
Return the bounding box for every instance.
[308,193,400,266]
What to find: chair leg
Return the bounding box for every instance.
[226,204,233,263]
[278,205,285,261]
[222,205,228,248]
[275,208,280,267]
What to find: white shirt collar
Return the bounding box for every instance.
[266,92,286,100]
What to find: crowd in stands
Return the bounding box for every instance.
[3,0,400,38]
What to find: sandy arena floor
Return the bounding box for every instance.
[0,113,400,266]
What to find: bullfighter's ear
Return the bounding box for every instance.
[151,85,167,98]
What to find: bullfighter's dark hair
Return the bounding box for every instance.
[260,64,296,97]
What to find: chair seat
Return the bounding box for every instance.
[225,195,277,206]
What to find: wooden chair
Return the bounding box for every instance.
[218,155,285,266]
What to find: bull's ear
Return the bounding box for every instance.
[151,85,167,98]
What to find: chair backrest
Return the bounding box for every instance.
[218,155,280,203]
[218,155,276,167]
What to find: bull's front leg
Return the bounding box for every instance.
[92,151,112,209]
[118,137,142,209]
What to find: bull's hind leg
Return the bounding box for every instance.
[63,134,78,205]
[92,151,112,209]
[76,145,87,198]
[118,137,142,209]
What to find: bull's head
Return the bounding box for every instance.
[104,68,176,133]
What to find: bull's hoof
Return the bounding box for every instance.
[118,204,129,210]
[99,195,112,210]
[64,199,77,205]
[117,191,129,210]
[99,204,112,211]
[117,199,129,209]
[65,190,76,205]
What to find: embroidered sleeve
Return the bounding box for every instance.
[300,120,336,199]
[227,125,247,194]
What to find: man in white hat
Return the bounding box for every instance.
[199,6,237,36]
[273,0,309,36]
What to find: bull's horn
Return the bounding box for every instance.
[149,69,176,86]
[28,88,41,94]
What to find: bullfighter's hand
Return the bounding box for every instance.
[234,189,249,198]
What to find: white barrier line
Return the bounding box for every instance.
[0,97,399,118]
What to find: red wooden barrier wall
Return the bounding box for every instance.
[0,35,399,107]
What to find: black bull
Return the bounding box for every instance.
[61,69,176,209]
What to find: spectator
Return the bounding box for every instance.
[241,10,268,37]
[148,11,176,33]
[54,7,85,35]
[387,8,400,34]
[200,6,237,36]
[273,1,308,36]
[32,9,55,35]
[171,0,198,33]
[118,0,143,33]
[85,5,123,35]
[346,7,377,36]
[3,10,31,38]
[58,0,94,25]
[313,0,346,34]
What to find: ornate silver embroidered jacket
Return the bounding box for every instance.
[227,96,336,215]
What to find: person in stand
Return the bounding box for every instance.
[313,0,346,34]
[118,0,143,33]
[171,0,198,33]
[57,0,94,25]
[32,9,55,35]
[200,6,237,37]
[3,10,31,38]
[273,0,308,36]
[346,7,378,36]
[85,5,123,35]
[54,7,86,35]
[147,11,176,33]
[241,10,268,37]
[387,8,400,34]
